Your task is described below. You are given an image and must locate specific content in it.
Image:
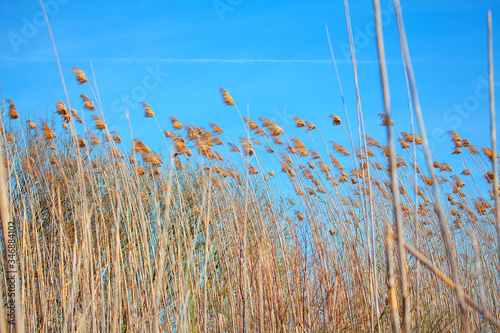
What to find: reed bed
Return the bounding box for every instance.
[0,1,499,331]
[0,72,499,331]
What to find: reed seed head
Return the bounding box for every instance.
[378,113,393,126]
[77,137,87,148]
[70,67,89,84]
[27,120,37,129]
[219,87,235,106]
[7,100,18,119]
[41,122,56,140]
[329,114,341,126]
[169,116,183,129]
[141,102,155,118]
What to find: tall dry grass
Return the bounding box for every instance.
[0,1,499,332]
[0,73,498,331]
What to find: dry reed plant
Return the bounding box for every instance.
[0,2,498,332]
[0,74,499,331]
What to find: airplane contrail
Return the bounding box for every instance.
[0,56,404,65]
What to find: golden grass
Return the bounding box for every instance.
[0,74,498,331]
[0,2,498,331]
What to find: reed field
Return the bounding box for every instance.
[0,1,499,332]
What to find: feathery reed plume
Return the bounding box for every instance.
[169,116,183,129]
[461,169,471,176]
[164,130,177,139]
[259,117,273,128]
[378,113,393,126]
[183,127,196,141]
[293,115,306,128]
[70,67,89,84]
[71,109,83,123]
[485,171,495,183]
[260,117,284,136]
[398,138,411,149]
[269,123,284,136]
[331,141,350,156]
[308,149,320,159]
[317,161,330,173]
[468,145,479,154]
[295,210,305,221]
[413,133,423,145]
[251,138,261,145]
[242,117,259,131]
[80,94,96,111]
[281,163,296,181]
[248,165,258,175]
[329,114,342,126]
[6,99,19,119]
[228,143,240,152]
[56,101,66,114]
[365,135,382,148]
[77,137,87,148]
[110,135,120,145]
[219,87,235,106]
[305,121,316,131]
[400,131,413,142]
[41,122,56,140]
[102,133,112,142]
[175,158,184,170]
[447,130,462,143]
[209,122,224,134]
[91,115,106,130]
[239,137,254,156]
[90,133,101,145]
[482,147,498,162]
[27,120,37,129]
[294,185,305,196]
[329,154,344,170]
[56,101,72,122]
[141,102,154,117]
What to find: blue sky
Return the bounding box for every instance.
[1,0,499,171]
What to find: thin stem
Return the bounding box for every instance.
[487,10,500,281]
[373,0,410,331]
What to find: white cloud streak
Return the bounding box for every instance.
[0,56,404,65]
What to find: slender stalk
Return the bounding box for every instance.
[404,241,500,329]
[487,10,500,279]
[391,1,469,331]
[0,144,22,333]
[373,0,410,331]
[342,2,381,328]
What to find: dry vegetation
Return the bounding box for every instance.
[0,76,498,331]
[0,1,499,332]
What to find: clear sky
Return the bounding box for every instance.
[1,0,499,171]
